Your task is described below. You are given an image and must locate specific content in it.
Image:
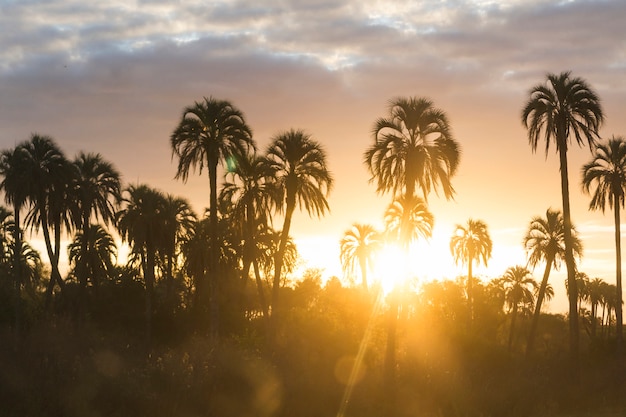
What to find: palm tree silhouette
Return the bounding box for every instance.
[339,223,382,292]
[364,96,460,200]
[263,129,333,326]
[522,71,604,359]
[586,277,606,338]
[20,135,73,307]
[500,265,537,351]
[170,96,254,337]
[71,152,121,303]
[0,145,30,330]
[450,218,492,327]
[116,184,166,345]
[68,224,117,288]
[524,208,582,355]
[582,135,626,350]
[382,195,433,417]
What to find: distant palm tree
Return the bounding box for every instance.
[340,223,382,291]
[68,224,117,288]
[382,195,433,417]
[170,96,254,337]
[21,135,74,306]
[161,194,196,296]
[522,71,604,358]
[500,265,537,351]
[524,208,582,355]
[450,219,492,327]
[586,277,606,338]
[71,152,121,298]
[263,129,333,322]
[0,146,30,329]
[582,135,626,349]
[364,96,461,200]
[116,184,166,344]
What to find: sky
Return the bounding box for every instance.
[1,0,625,313]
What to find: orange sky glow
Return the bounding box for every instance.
[1,0,625,313]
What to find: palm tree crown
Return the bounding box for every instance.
[582,135,626,348]
[364,96,461,200]
[340,223,382,291]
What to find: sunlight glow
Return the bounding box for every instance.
[373,243,409,294]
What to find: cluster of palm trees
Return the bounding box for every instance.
[340,71,625,365]
[0,72,623,366]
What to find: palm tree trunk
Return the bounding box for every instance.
[144,245,155,347]
[526,254,555,356]
[253,258,269,325]
[467,257,474,330]
[558,142,580,366]
[12,206,22,339]
[359,256,369,292]
[613,200,623,351]
[271,193,296,341]
[508,305,519,351]
[384,289,398,417]
[208,158,219,339]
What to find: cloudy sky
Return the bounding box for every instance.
[1,0,625,311]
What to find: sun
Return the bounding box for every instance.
[372,243,410,294]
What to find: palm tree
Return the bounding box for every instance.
[339,223,382,291]
[71,152,121,301]
[116,184,166,344]
[161,194,196,297]
[68,224,117,288]
[582,135,626,349]
[586,277,606,338]
[0,145,30,330]
[364,96,461,200]
[450,219,492,327]
[263,129,333,323]
[20,135,74,307]
[382,195,433,417]
[524,208,583,355]
[522,71,604,358]
[170,96,254,337]
[500,265,537,351]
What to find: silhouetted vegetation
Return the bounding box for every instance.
[1,76,625,416]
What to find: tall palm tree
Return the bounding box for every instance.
[71,152,121,298]
[500,265,537,351]
[161,194,196,295]
[524,208,583,355]
[339,223,382,291]
[0,145,30,330]
[582,135,626,349]
[382,195,433,417]
[450,219,492,327]
[522,71,604,358]
[68,224,117,288]
[263,129,333,322]
[116,184,166,344]
[170,96,254,337]
[364,97,461,200]
[20,135,74,306]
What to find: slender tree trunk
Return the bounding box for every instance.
[12,206,22,340]
[614,201,623,351]
[208,159,219,339]
[508,305,519,351]
[42,212,65,309]
[558,143,580,367]
[359,256,369,292]
[526,254,554,356]
[467,256,474,330]
[271,197,295,342]
[384,289,398,417]
[144,246,154,347]
[253,258,269,326]
[79,213,90,319]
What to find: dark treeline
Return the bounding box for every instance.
[0,72,625,416]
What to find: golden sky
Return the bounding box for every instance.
[1,0,625,312]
